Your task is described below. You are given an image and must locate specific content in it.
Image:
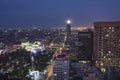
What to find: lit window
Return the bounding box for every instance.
[112,30,114,32]
[100,62,103,66]
[109,27,111,29]
[112,27,114,29]
[64,61,67,63]
[54,74,57,76]
[103,56,106,59]
[108,51,111,53]
[108,58,110,60]
[64,72,67,74]
[105,34,109,37]
[101,68,106,73]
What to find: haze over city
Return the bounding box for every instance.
[0,0,120,28]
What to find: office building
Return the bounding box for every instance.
[94,22,120,67]
[53,54,69,80]
[78,31,93,61]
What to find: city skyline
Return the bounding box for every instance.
[0,0,120,28]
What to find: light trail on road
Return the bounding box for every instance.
[45,63,53,80]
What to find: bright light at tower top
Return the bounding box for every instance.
[67,20,71,24]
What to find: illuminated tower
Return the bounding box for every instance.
[66,20,71,45]
[94,22,120,68]
[66,20,71,38]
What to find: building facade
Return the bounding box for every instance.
[94,22,120,67]
[78,31,93,61]
[53,54,69,80]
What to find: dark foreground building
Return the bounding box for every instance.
[78,31,93,61]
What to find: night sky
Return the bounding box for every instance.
[0,0,120,28]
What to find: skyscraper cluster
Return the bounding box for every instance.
[52,21,120,80]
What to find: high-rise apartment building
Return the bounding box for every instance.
[53,54,69,80]
[94,22,120,67]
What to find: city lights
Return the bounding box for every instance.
[1,0,120,80]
